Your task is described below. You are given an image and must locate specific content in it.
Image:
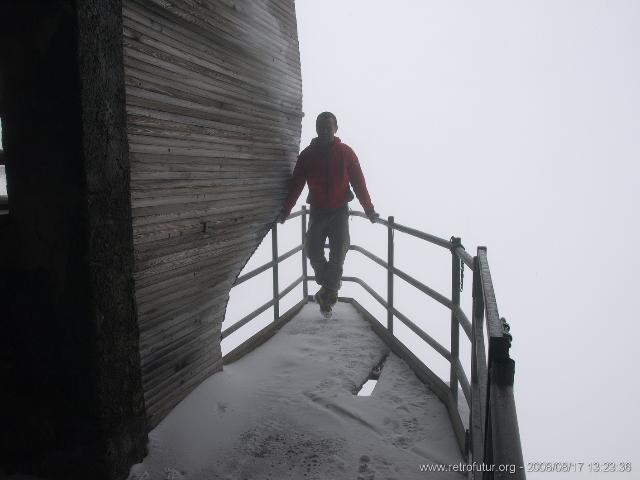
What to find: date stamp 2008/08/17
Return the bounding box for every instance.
[526,462,632,474]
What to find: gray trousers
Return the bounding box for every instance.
[305,204,350,291]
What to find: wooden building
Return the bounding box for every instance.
[123,0,303,430]
[0,1,302,479]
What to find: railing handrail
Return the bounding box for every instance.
[223,207,524,479]
[349,210,452,249]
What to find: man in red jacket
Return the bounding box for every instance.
[277,112,378,317]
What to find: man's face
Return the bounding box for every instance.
[316,116,338,145]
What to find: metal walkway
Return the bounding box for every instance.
[130,301,465,480]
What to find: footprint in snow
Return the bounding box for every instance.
[357,454,375,480]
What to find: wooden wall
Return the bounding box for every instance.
[122,0,303,428]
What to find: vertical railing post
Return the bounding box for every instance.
[387,216,394,334]
[301,206,308,299]
[470,253,488,471]
[449,237,461,406]
[272,223,279,321]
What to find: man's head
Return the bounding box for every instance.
[316,112,338,145]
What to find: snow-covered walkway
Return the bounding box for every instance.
[129,301,464,480]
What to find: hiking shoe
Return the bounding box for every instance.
[314,287,333,319]
[325,288,338,307]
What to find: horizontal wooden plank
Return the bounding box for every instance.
[141,321,221,378]
[133,219,278,256]
[135,247,248,296]
[142,330,222,392]
[137,286,231,330]
[131,178,290,194]
[131,192,284,220]
[126,105,301,142]
[144,349,222,412]
[136,261,247,311]
[124,85,301,135]
[145,357,223,428]
[122,16,302,98]
[131,0,300,71]
[135,236,263,277]
[127,121,300,151]
[123,55,301,118]
[128,137,295,160]
[123,44,301,112]
[131,200,281,228]
[136,262,238,310]
[136,273,235,317]
[131,187,290,208]
[135,251,249,292]
[124,87,301,138]
[140,304,221,352]
[131,211,275,246]
[136,0,301,67]
[125,0,298,67]
[141,328,222,384]
[128,134,294,157]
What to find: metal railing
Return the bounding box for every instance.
[222,207,524,479]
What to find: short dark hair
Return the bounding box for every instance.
[316,111,337,125]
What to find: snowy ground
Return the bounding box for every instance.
[128,302,464,480]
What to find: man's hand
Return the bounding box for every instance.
[367,210,380,224]
[276,208,288,224]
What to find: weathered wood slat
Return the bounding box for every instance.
[140,303,222,350]
[126,105,301,142]
[131,189,288,209]
[134,234,256,274]
[123,64,300,121]
[123,48,301,113]
[142,332,222,393]
[127,125,299,152]
[131,202,282,229]
[144,351,223,413]
[121,18,302,98]
[124,0,298,68]
[138,0,301,67]
[135,264,243,304]
[135,265,237,311]
[122,10,301,85]
[125,86,300,136]
[138,0,300,70]
[130,163,294,175]
[131,179,289,193]
[140,288,228,338]
[125,89,300,135]
[128,133,294,155]
[131,191,284,219]
[146,358,223,427]
[138,288,230,331]
[141,322,221,378]
[124,0,301,429]
[131,211,275,246]
[135,261,246,308]
[133,220,268,257]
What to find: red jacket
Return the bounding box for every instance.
[282,137,374,215]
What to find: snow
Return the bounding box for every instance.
[128,301,464,480]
